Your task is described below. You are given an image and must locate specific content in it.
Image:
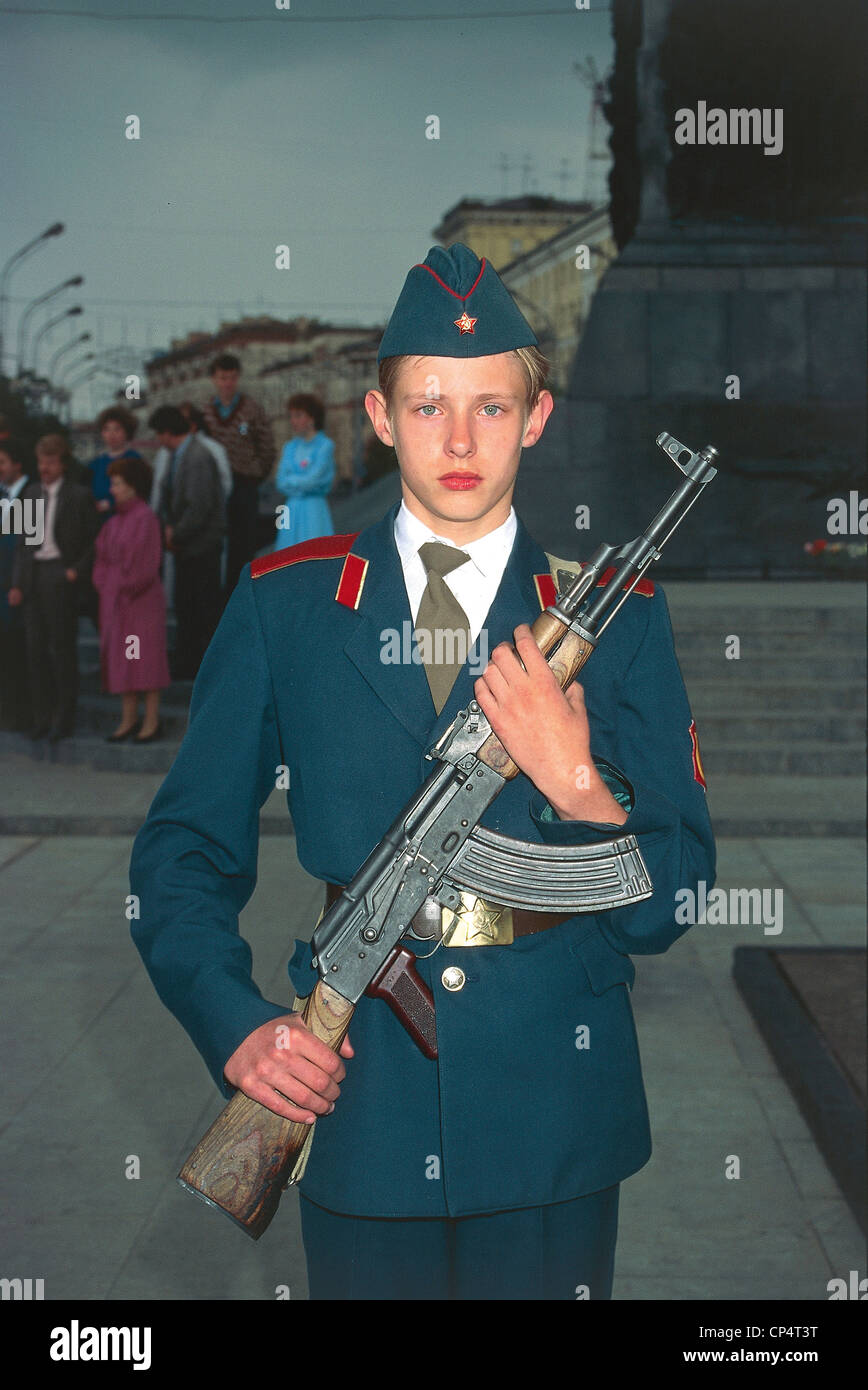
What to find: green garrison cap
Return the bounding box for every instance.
[377,242,538,362]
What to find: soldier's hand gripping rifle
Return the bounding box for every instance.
[178,432,719,1238]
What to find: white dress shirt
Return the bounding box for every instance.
[35,476,63,560]
[393,497,517,645]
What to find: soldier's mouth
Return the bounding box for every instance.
[439,473,481,489]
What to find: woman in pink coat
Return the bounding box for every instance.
[92,455,170,742]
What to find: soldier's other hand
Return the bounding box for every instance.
[7,587,22,607]
[223,1012,353,1124]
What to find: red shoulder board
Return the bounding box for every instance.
[334,551,370,610]
[598,566,655,597]
[250,531,359,579]
[536,565,655,609]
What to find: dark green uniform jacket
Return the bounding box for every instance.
[129,500,716,1218]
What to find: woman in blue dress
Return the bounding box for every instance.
[273,393,335,551]
[88,406,145,521]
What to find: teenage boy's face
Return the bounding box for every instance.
[365,354,552,542]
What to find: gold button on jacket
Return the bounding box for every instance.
[441,966,466,992]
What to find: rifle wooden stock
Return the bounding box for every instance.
[178,980,353,1240]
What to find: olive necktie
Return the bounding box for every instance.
[415,541,472,714]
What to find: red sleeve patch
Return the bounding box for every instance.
[688,718,707,789]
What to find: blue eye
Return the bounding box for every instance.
[482,404,502,415]
[418,404,438,415]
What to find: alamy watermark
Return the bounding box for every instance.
[674,102,783,156]
[827,491,867,536]
[675,880,783,935]
[49,1322,151,1370]
[0,497,44,545]
[380,622,489,674]
[1,1276,44,1299]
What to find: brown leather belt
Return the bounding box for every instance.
[324,881,573,944]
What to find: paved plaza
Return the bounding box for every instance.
[0,813,863,1300]
[1,558,864,1300]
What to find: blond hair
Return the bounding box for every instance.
[378,346,550,422]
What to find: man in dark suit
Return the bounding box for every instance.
[0,436,33,731]
[149,406,225,680]
[8,434,97,741]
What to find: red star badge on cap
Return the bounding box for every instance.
[454,311,477,335]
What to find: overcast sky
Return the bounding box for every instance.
[1,0,613,416]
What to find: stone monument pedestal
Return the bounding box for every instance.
[541,221,866,576]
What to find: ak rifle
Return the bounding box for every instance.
[178,431,719,1237]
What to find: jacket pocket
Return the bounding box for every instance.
[569,928,636,994]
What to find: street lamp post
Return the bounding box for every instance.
[48,331,92,379]
[31,306,83,377]
[60,353,97,391]
[0,222,64,374]
[47,339,93,408]
[16,275,84,376]
[61,362,103,425]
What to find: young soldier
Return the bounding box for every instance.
[130,244,715,1300]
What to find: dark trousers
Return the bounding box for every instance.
[0,618,29,729]
[23,559,79,734]
[224,474,260,594]
[299,1185,620,1301]
[173,546,222,679]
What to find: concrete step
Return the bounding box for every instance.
[672,635,864,659]
[705,774,865,837]
[73,696,190,740]
[695,713,865,742]
[0,731,181,775]
[677,655,866,680]
[686,681,866,712]
[701,744,864,776]
[668,609,863,634]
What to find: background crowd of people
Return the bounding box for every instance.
[0,353,337,743]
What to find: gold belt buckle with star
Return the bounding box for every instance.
[440,890,514,946]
